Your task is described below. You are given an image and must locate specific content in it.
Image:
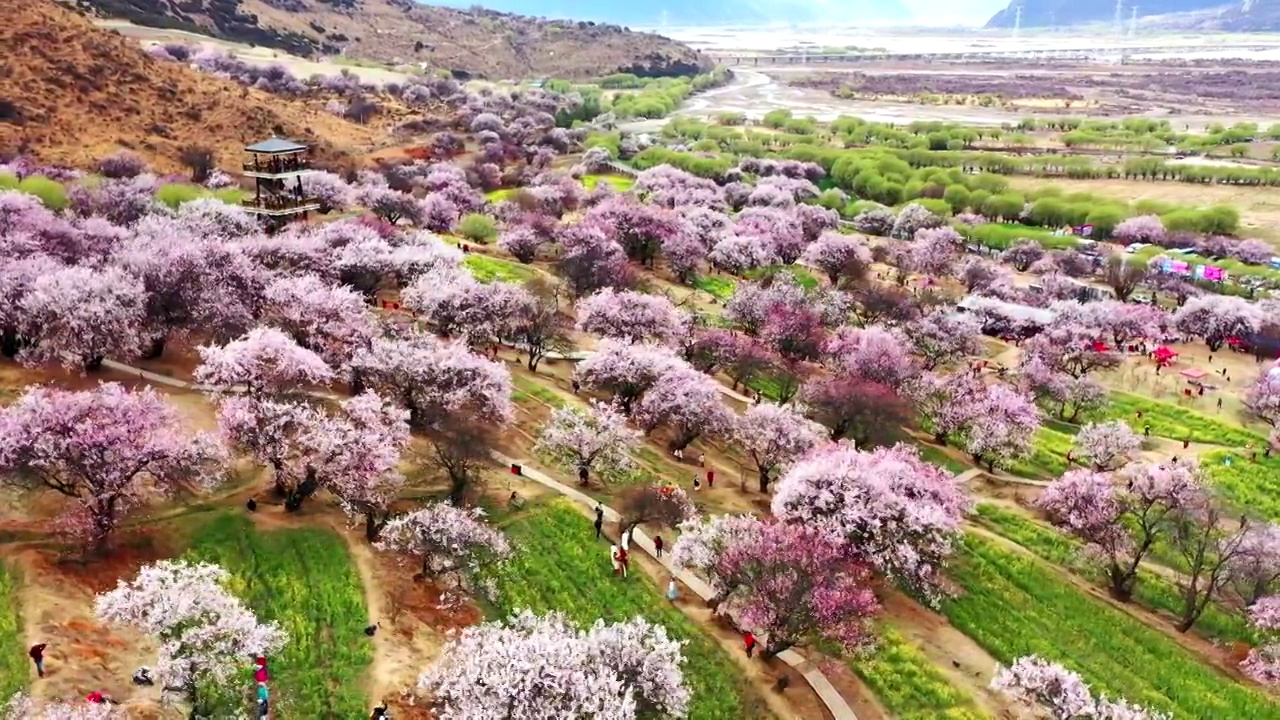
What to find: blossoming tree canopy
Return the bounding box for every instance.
[672,515,878,657]
[771,443,970,602]
[992,655,1172,720]
[194,326,335,395]
[419,610,690,720]
[0,383,226,551]
[95,560,286,706]
[534,400,641,484]
[376,502,512,587]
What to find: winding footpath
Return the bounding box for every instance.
[103,358,860,720]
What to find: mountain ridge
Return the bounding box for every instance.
[62,0,712,79]
[424,0,914,28]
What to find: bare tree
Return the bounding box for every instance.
[1104,254,1147,302]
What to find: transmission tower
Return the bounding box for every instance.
[1113,0,1125,35]
[1128,6,1138,37]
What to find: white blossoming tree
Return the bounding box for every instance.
[418,610,690,719]
[94,560,286,715]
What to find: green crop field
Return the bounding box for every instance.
[1202,450,1280,522]
[186,514,371,719]
[691,274,737,301]
[851,626,985,720]
[464,254,540,284]
[1008,427,1072,480]
[1098,392,1264,446]
[942,535,1276,719]
[582,174,636,192]
[0,562,24,701]
[489,501,769,720]
[972,504,1251,644]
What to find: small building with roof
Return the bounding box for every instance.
[240,136,320,231]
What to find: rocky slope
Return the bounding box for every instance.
[430,0,913,28]
[0,0,391,171]
[64,0,712,79]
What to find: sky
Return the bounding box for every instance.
[898,0,1015,24]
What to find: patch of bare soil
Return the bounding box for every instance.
[13,544,172,715]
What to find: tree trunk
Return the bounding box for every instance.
[1,327,21,358]
[527,351,542,372]
[758,471,770,494]
[1107,564,1136,602]
[284,470,321,512]
[83,355,105,372]
[365,512,387,543]
[762,639,792,660]
[143,336,166,360]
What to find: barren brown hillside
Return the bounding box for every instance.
[66,0,712,80]
[0,0,404,172]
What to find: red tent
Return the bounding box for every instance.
[1153,347,1178,365]
[1090,340,1111,352]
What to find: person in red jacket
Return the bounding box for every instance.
[254,655,269,684]
[86,691,105,704]
[743,631,756,658]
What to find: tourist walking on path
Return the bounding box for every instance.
[706,469,714,489]
[654,534,664,559]
[257,682,269,718]
[667,576,679,603]
[744,632,756,658]
[618,547,629,578]
[594,505,604,539]
[692,475,701,492]
[611,544,621,575]
[29,643,45,678]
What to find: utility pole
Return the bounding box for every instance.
[1113,0,1125,35]
[1013,4,1022,38]
[1128,6,1138,37]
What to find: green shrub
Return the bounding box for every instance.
[154,183,205,209]
[458,213,499,244]
[0,173,18,190]
[17,176,67,209]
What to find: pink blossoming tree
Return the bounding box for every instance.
[17,265,147,371]
[733,403,827,492]
[1072,421,1142,471]
[992,655,1171,720]
[772,443,970,602]
[534,401,641,485]
[1243,596,1280,684]
[574,340,682,414]
[634,367,733,451]
[575,288,687,345]
[672,515,879,658]
[1038,463,1207,601]
[194,327,335,396]
[0,384,225,552]
[377,503,512,594]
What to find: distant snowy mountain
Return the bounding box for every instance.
[986,0,1280,29]
[424,0,915,27]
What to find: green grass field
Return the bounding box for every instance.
[463,254,540,284]
[743,265,819,290]
[0,562,24,701]
[1007,427,1072,480]
[942,535,1274,718]
[489,501,768,720]
[582,174,636,192]
[972,504,1251,644]
[1097,392,1264,446]
[911,442,974,475]
[186,514,371,718]
[691,274,737,301]
[1202,450,1280,522]
[851,626,986,720]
